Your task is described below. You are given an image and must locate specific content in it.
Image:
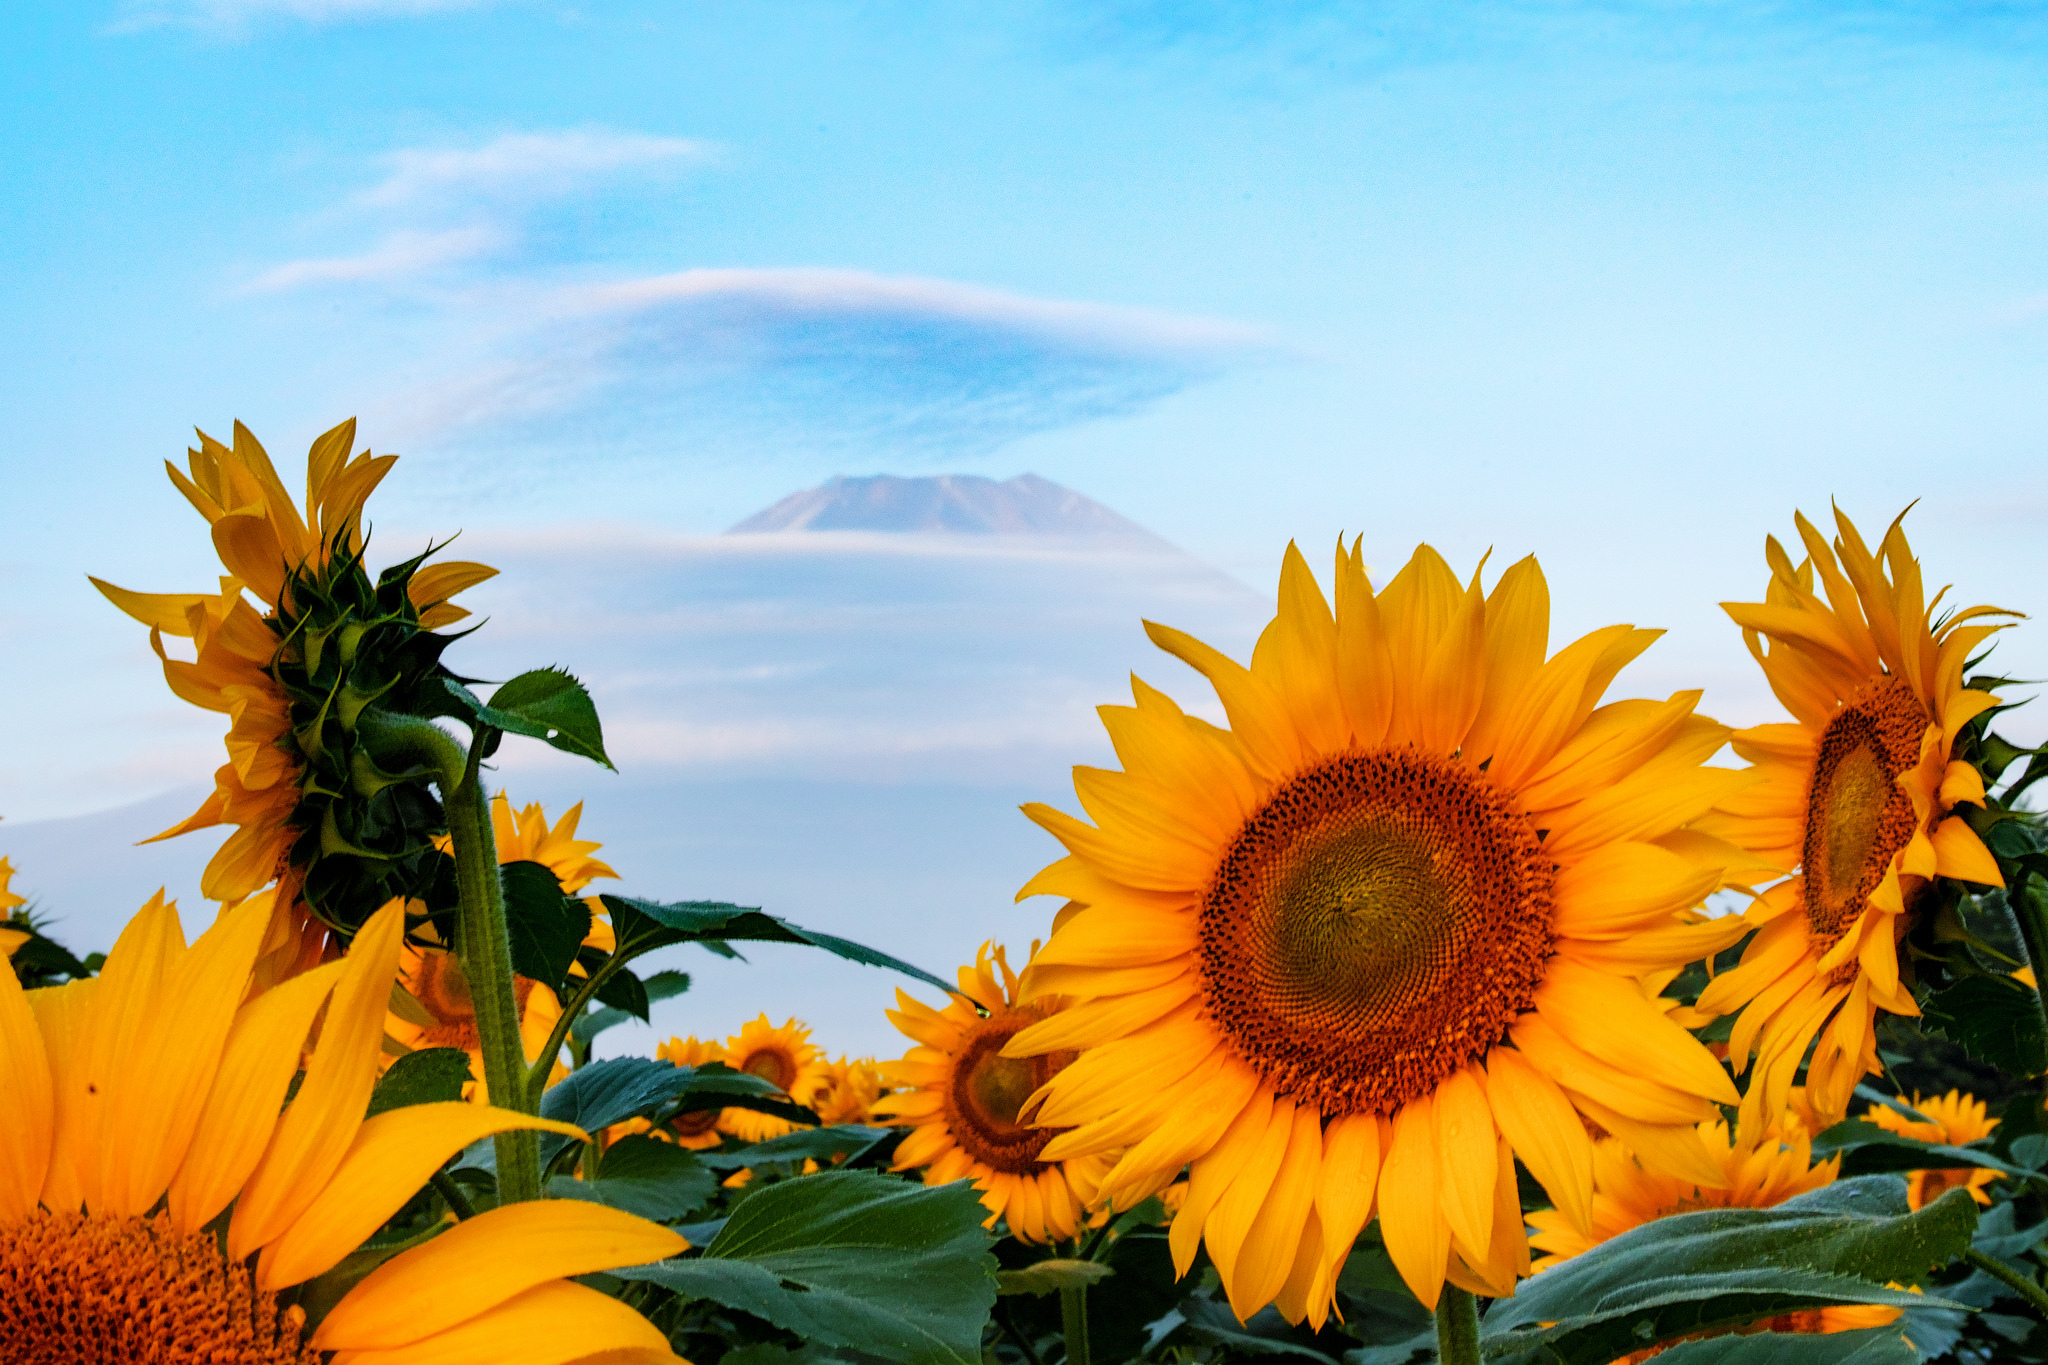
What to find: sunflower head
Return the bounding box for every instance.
[719,1016,832,1142]
[655,1036,731,1148]
[1009,540,1755,1319]
[1695,507,2020,1134]
[94,420,497,968]
[812,1056,889,1127]
[1866,1091,2002,1209]
[873,942,1111,1244]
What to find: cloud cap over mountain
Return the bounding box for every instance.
[729,472,1178,550]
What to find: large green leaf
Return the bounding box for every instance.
[443,669,613,768]
[573,968,691,1044]
[617,1170,997,1365]
[1922,971,2048,1075]
[1811,1119,2040,1182]
[601,894,952,993]
[535,1058,814,1170]
[545,1134,719,1224]
[698,1125,891,1171]
[500,859,590,996]
[1648,1328,1916,1363]
[366,1047,473,1117]
[1481,1180,1976,1365]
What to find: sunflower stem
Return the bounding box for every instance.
[1059,1283,1091,1365]
[1967,1249,2048,1322]
[445,728,543,1203]
[1435,1284,1481,1365]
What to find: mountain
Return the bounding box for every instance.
[727,472,1176,550]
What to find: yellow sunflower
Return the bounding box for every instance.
[649,1036,732,1149]
[0,892,689,1364]
[1695,509,2016,1136]
[1866,1090,2002,1210]
[873,942,1111,1244]
[813,1055,889,1127]
[393,794,621,1098]
[92,420,494,980]
[1007,541,1757,1321]
[719,1016,834,1141]
[0,855,25,960]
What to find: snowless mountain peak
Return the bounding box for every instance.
[728,473,1174,550]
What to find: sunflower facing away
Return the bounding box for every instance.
[393,794,622,1098]
[872,942,1109,1244]
[1865,1091,2002,1210]
[92,420,494,980]
[0,893,689,1364]
[1694,509,2016,1137]
[719,1016,834,1141]
[1007,541,1758,1321]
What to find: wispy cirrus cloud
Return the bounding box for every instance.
[239,226,502,293]
[381,266,1280,467]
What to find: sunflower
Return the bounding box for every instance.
[0,856,25,960]
[1007,541,1757,1321]
[1694,509,2016,1137]
[813,1055,889,1127]
[93,420,495,980]
[1865,1091,2002,1210]
[392,794,621,1098]
[1527,1118,1838,1269]
[651,1036,731,1149]
[871,942,1116,1244]
[0,891,689,1364]
[719,1016,834,1141]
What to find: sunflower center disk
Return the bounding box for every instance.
[0,1210,320,1365]
[1200,748,1558,1116]
[1803,676,1930,942]
[742,1049,799,1090]
[944,1013,1076,1175]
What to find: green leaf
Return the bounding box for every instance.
[535,1058,812,1172]
[616,1169,997,1365]
[1481,1180,1976,1365]
[446,669,613,768]
[601,894,952,993]
[545,1134,718,1224]
[574,968,690,1044]
[1811,1119,2040,1182]
[366,1047,474,1117]
[995,1258,1115,1296]
[1647,1327,1917,1363]
[1920,973,2048,1076]
[698,1125,892,1171]
[500,860,589,996]
[1179,1299,1340,1361]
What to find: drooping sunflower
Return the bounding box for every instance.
[392,794,622,1098]
[0,892,689,1364]
[1865,1091,2002,1210]
[93,420,495,979]
[1694,509,2016,1136]
[1008,541,1757,1320]
[874,941,1111,1244]
[719,1016,834,1141]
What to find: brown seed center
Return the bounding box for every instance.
[943,1011,1076,1175]
[0,1210,321,1365]
[740,1048,798,1091]
[1802,676,1929,945]
[1198,747,1557,1116]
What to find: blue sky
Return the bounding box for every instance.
[3,2,2045,807]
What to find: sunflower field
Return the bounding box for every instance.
[7,418,2048,1365]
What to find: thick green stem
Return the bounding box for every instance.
[444,734,542,1202]
[1967,1249,2048,1322]
[1059,1283,1091,1365]
[1435,1284,1481,1365]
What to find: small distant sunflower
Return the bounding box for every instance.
[0,856,25,960]
[1010,542,1757,1321]
[392,795,622,1098]
[1866,1091,2002,1210]
[652,1036,731,1149]
[720,1016,833,1141]
[1528,1118,1839,1269]
[0,892,688,1364]
[812,1055,889,1127]
[1696,509,2017,1135]
[873,942,1112,1245]
[93,420,495,979]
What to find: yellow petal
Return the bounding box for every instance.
[1535,959,1739,1106]
[1431,1066,1497,1261]
[326,1279,676,1365]
[1483,1046,1593,1237]
[0,963,52,1221]
[1930,817,2004,887]
[1377,1095,1448,1310]
[1170,1088,1274,1278]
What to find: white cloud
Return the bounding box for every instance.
[360,129,707,208]
[239,226,499,293]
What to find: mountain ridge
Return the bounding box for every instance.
[727,473,1175,551]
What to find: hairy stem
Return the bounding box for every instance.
[430,1169,476,1220]
[1968,1248,2048,1322]
[1059,1283,1091,1365]
[444,732,542,1202]
[1435,1284,1481,1365]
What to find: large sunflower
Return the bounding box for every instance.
[0,892,688,1364]
[873,942,1108,1244]
[1865,1091,2002,1210]
[392,794,621,1098]
[1008,542,1756,1320]
[93,420,494,979]
[1694,509,2014,1136]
